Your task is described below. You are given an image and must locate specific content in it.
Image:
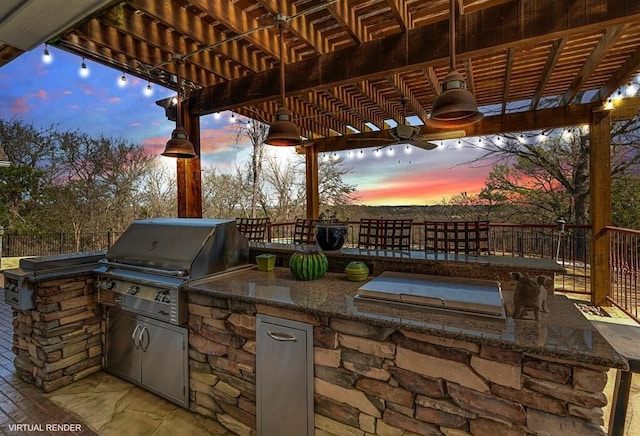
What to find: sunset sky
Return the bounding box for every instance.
[0,45,492,206]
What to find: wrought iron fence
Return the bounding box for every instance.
[7,222,640,319]
[1,231,123,257]
[607,226,640,322]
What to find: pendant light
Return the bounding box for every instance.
[428,0,483,128]
[162,56,197,158]
[265,16,301,146]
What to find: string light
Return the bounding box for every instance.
[118,72,127,87]
[518,134,526,144]
[387,147,394,156]
[42,44,52,64]
[456,140,462,148]
[626,81,637,97]
[358,149,364,159]
[614,89,623,101]
[213,112,221,120]
[143,82,153,96]
[405,145,411,154]
[229,112,235,123]
[79,58,89,78]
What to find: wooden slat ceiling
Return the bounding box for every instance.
[38,0,640,142]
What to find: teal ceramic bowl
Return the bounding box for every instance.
[345,261,369,281]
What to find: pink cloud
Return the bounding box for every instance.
[141,136,170,154]
[78,83,98,96]
[108,97,121,103]
[131,122,141,127]
[11,97,29,113]
[64,90,72,95]
[199,127,239,154]
[355,165,490,206]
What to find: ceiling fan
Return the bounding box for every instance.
[348,98,465,150]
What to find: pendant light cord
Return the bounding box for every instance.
[278,22,286,106]
[449,0,456,71]
[175,58,183,128]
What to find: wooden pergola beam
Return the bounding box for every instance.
[302,97,640,153]
[189,0,640,115]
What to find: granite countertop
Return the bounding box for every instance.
[188,266,627,370]
[249,242,567,273]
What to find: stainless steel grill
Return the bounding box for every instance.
[95,218,249,325]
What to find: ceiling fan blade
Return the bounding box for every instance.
[409,140,439,151]
[417,129,466,141]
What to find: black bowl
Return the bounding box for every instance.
[315,225,347,251]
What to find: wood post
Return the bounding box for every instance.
[305,145,319,220]
[590,108,612,305]
[177,101,203,218]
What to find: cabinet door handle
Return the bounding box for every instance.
[140,326,149,352]
[267,331,297,342]
[132,324,141,349]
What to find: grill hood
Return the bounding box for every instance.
[105,218,249,278]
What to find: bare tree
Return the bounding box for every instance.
[459,116,640,226]
[137,158,177,218]
[234,120,268,218]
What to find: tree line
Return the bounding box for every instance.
[2,105,640,253]
[0,118,356,246]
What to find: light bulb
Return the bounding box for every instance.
[118,72,127,87]
[143,82,153,97]
[79,58,89,78]
[213,112,221,120]
[42,45,52,64]
[229,112,235,123]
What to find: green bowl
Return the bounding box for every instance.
[345,261,369,281]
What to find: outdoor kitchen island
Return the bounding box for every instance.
[186,262,627,436]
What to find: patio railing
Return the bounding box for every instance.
[607,226,640,323]
[4,222,640,319]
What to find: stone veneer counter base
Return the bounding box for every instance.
[185,266,627,436]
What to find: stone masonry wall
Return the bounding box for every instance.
[12,274,103,392]
[188,293,609,436]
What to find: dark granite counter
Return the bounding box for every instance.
[248,243,565,292]
[188,266,627,370]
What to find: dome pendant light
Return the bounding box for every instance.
[162,56,197,158]
[265,16,301,146]
[428,0,483,128]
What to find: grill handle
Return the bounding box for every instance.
[98,259,188,277]
[140,326,149,352]
[132,324,142,349]
[267,331,298,342]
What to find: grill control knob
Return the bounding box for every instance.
[128,286,139,295]
[101,280,116,290]
[162,294,171,303]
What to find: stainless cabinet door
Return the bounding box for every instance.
[257,315,313,436]
[140,318,188,407]
[106,310,141,382]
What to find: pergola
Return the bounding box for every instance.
[2,0,640,305]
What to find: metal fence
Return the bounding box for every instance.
[608,226,640,322]
[7,221,640,319]
[1,231,123,257]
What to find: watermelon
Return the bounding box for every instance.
[289,250,328,281]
